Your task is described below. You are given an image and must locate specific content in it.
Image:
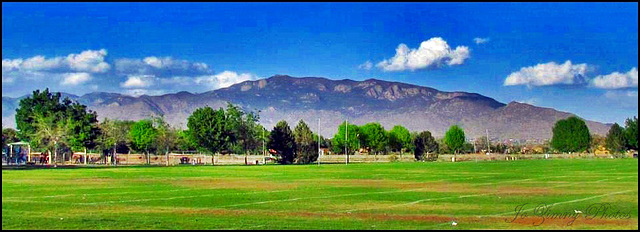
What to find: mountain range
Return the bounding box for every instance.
[2,75,611,142]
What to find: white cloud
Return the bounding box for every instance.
[143,57,164,68]
[120,75,155,88]
[195,71,258,89]
[591,67,638,89]
[376,37,470,72]
[65,49,110,73]
[2,49,110,74]
[358,61,373,70]
[115,56,211,77]
[61,72,92,86]
[2,58,23,73]
[517,98,541,106]
[604,90,638,99]
[123,88,166,97]
[21,56,65,71]
[473,37,490,44]
[503,60,590,87]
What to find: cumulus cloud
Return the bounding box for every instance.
[61,72,92,86]
[473,37,490,44]
[120,75,155,88]
[2,49,110,74]
[591,67,638,89]
[194,71,258,89]
[376,37,470,72]
[358,61,373,70]
[503,60,590,87]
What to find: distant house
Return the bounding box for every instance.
[594,145,610,155]
[520,145,544,154]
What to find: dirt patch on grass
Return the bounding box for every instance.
[171,178,299,191]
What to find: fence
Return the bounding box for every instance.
[10,151,634,166]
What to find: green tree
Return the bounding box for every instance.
[2,128,19,148]
[551,116,591,153]
[15,88,99,153]
[224,103,244,154]
[332,122,359,155]
[360,122,388,155]
[15,89,66,142]
[187,106,232,154]
[268,120,296,164]
[388,125,411,154]
[293,120,318,164]
[176,129,198,151]
[63,101,100,151]
[605,123,626,154]
[129,119,157,164]
[444,125,466,154]
[624,117,638,150]
[413,131,439,161]
[97,119,134,155]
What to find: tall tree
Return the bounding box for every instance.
[360,122,388,155]
[332,122,359,155]
[444,125,466,154]
[242,111,262,155]
[187,106,232,154]
[153,116,178,156]
[293,120,318,164]
[15,89,66,143]
[98,119,134,155]
[551,116,591,153]
[414,131,439,161]
[268,120,296,164]
[388,125,411,154]
[224,103,244,154]
[605,123,626,154]
[32,113,67,164]
[129,119,157,164]
[624,116,638,150]
[64,101,100,151]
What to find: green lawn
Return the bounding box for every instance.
[2,159,638,230]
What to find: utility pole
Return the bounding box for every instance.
[345,119,348,165]
[486,129,491,155]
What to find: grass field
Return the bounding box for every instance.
[2,159,638,230]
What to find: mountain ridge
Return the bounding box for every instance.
[2,75,611,141]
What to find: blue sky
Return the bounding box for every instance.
[2,2,638,124]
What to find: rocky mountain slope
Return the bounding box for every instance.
[2,75,611,141]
